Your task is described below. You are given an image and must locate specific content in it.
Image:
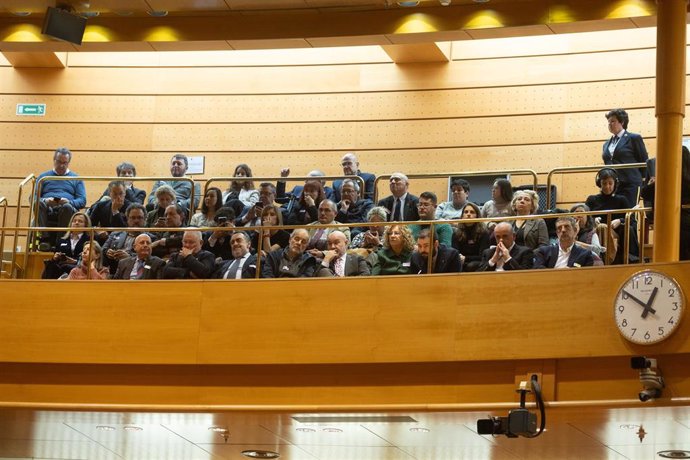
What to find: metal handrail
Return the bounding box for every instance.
[0,196,7,276]
[204,175,366,199]
[12,174,35,278]
[373,169,539,203]
[545,163,646,209]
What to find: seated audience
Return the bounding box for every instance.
[202,207,236,261]
[278,169,335,203]
[307,200,351,251]
[350,206,388,252]
[234,182,284,228]
[146,153,201,216]
[251,205,290,255]
[511,190,549,250]
[113,234,165,280]
[150,203,186,258]
[42,211,90,279]
[213,231,258,279]
[410,228,461,274]
[335,179,374,236]
[408,191,453,246]
[191,187,223,227]
[88,180,132,244]
[481,178,514,220]
[102,203,150,275]
[377,172,419,222]
[97,162,146,204]
[36,147,87,250]
[436,178,470,220]
[534,216,595,269]
[223,163,259,208]
[285,181,325,226]
[452,202,490,273]
[66,241,109,280]
[571,203,605,257]
[371,224,414,275]
[262,229,317,278]
[585,168,639,264]
[146,185,176,228]
[315,230,370,277]
[162,230,215,279]
[640,145,690,260]
[332,152,376,201]
[477,222,533,271]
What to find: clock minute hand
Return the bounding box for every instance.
[622,289,650,310]
[641,287,658,319]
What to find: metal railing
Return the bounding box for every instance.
[545,163,646,209]
[373,169,539,203]
[0,196,7,277]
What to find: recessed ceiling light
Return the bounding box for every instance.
[208,426,229,433]
[322,427,343,433]
[397,1,420,6]
[296,427,316,432]
[619,424,641,430]
[148,10,168,17]
[11,11,32,16]
[409,427,430,433]
[658,451,690,459]
[96,425,116,431]
[123,426,143,431]
[241,450,280,459]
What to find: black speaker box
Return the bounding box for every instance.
[41,7,86,45]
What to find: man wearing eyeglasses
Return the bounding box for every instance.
[407,191,453,247]
[332,152,376,202]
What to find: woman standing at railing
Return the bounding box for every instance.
[452,202,490,273]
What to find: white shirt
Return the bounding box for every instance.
[224,252,250,279]
[608,129,625,157]
[555,243,575,269]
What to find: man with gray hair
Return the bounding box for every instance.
[306,199,351,252]
[212,231,258,279]
[477,222,533,271]
[332,152,376,201]
[335,178,373,237]
[377,172,419,222]
[315,230,370,277]
[534,216,594,269]
[161,230,215,279]
[262,229,317,278]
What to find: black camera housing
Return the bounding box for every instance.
[477,408,537,438]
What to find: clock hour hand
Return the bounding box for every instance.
[641,287,658,319]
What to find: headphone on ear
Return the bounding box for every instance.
[595,167,619,190]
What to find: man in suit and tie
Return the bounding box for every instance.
[315,231,370,277]
[113,234,165,279]
[410,228,461,274]
[161,230,215,279]
[602,109,649,208]
[213,231,258,279]
[377,172,419,222]
[306,200,351,252]
[534,216,595,269]
[477,222,534,271]
[332,152,376,202]
[102,203,152,275]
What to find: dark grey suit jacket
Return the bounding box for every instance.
[315,253,370,277]
[113,255,165,279]
[477,244,534,271]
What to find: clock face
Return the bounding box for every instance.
[614,270,685,345]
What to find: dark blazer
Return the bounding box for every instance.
[99,186,146,205]
[410,244,461,274]
[602,131,648,186]
[261,248,317,278]
[212,254,258,279]
[477,244,534,271]
[315,253,370,277]
[113,255,165,279]
[514,218,549,250]
[335,199,374,225]
[377,194,420,222]
[55,233,90,260]
[276,182,335,203]
[161,250,215,279]
[533,244,594,269]
[87,199,131,229]
[333,171,376,201]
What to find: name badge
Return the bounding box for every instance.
[144,265,151,270]
[402,262,411,267]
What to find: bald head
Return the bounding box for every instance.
[134,233,152,259]
[327,230,348,257]
[341,152,359,175]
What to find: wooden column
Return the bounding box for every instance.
[654,0,687,262]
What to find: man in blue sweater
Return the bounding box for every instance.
[36,147,87,249]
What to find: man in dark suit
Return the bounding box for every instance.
[262,229,317,278]
[113,234,165,279]
[477,222,533,271]
[377,172,419,222]
[162,230,215,279]
[213,231,258,279]
[332,152,376,202]
[534,217,595,269]
[102,203,152,275]
[602,109,648,208]
[410,228,461,274]
[315,231,370,277]
[87,181,132,244]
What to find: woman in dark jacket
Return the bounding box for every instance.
[285,181,325,226]
[452,202,490,272]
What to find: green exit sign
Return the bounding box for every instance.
[16,104,46,116]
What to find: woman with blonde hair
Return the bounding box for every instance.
[371,224,414,276]
[510,189,548,250]
[66,240,109,280]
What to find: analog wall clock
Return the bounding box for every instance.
[614,270,685,345]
